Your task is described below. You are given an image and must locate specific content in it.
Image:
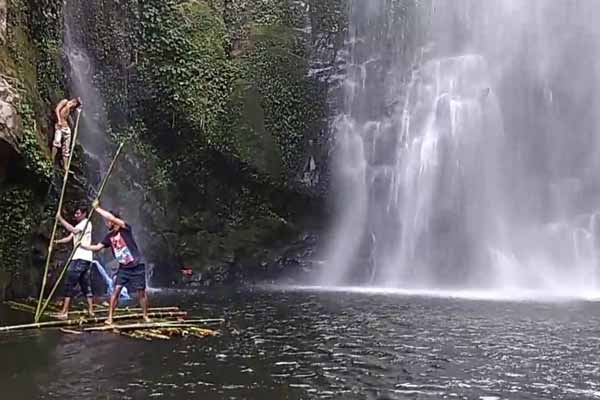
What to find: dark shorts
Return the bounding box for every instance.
[115,263,146,291]
[64,259,92,298]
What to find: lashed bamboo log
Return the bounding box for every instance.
[84,321,200,332]
[120,331,151,340]
[172,318,225,324]
[138,330,170,340]
[5,301,38,313]
[0,311,186,332]
[59,328,83,335]
[47,306,181,317]
[187,327,219,336]
[7,301,136,316]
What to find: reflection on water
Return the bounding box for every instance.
[1,288,600,399]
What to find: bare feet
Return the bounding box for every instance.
[104,319,113,326]
[143,316,151,323]
[56,313,68,321]
[88,311,95,318]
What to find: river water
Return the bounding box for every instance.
[1,288,599,400]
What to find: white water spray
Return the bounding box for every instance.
[322,0,600,294]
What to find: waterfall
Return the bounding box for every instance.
[91,261,130,299]
[63,0,109,177]
[322,0,600,293]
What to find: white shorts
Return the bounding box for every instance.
[53,126,72,158]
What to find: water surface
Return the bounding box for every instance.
[1,288,599,399]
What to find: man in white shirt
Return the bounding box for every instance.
[55,206,94,319]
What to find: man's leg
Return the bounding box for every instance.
[86,296,94,317]
[76,260,94,317]
[111,288,120,312]
[58,297,71,320]
[61,129,71,173]
[138,289,149,322]
[59,263,78,319]
[62,153,69,173]
[106,285,123,325]
[79,263,94,317]
[52,127,62,166]
[133,264,149,322]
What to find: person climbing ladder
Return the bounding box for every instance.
[52,97,82,172]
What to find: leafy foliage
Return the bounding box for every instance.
[13,99,53,181]
[140,0,237,142]
[136,0,334,184]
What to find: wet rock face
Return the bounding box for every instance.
[0,77,21,183]
[169,232,321,288]
[0,77,20,149]
[0,0,6,44]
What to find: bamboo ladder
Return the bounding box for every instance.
[34,110,83,320]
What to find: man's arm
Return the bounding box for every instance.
[58,214,81,234]
[93,202,127,229]
[80,242,106,252]
[65,102,78,115]
[54,234,74,245]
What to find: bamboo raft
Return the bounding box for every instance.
[3,131,223,341]
[1,299,223,340]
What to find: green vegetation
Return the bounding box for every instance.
[100,0,346,271]
[137,0,323,182]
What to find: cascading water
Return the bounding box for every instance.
[63,0,110,185]
[322,0,600,294]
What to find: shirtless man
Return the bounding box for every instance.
[52,97,82,171]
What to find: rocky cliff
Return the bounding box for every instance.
[0,0,347,295]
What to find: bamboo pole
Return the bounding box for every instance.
[35,143,125,322]
[5,301,37,313]
[8,301,180,320]
[186,327,218,336]
[148,328,177,336]
[7,301,64,315]
[137,331,170,340]
[171,318,225,324]
[120,331,152,340]
[35,110,83,319]
[84,321,202,332]
[0,311,187,332]
[18,298,63,312]
[49,306,181,317]
[59,328,83,335]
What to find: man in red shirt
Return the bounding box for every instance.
[81,201,149,325]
